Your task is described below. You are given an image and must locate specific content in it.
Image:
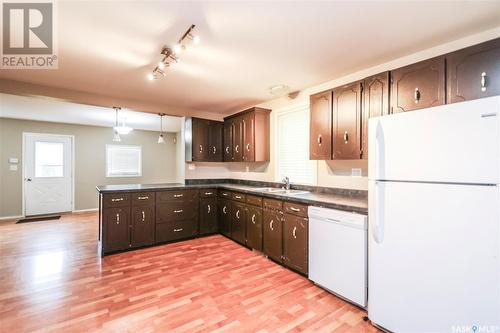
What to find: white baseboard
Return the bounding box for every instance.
[72,208,98,213]
[0,215,23,221]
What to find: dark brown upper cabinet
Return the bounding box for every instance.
[447,38,500,104]
[309,91,332,160]
[332,81,362,160]
[185,117,224,162]
[391,56,445,113]
[223,107,271,162]
[362,72,390,160]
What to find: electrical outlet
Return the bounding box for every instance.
[188,164,196,171]
[351,168,362,177]
[245,165,249,172]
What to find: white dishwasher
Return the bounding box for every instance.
[308,206,368,308]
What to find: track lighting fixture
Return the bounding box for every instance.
[147,24,199,80]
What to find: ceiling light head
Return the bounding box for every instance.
[269,84,291,97]
[114,125,133,135]
[158,62,166,70]
[173,44,183,54]
[112,130,121,142]
[147,72,156,81]
[157,133,166,144]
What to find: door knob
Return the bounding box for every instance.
[25,178,32,182]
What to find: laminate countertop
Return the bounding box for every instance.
[96,183,368,215]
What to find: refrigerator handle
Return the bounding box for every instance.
[371,181,385,244]
[374,121,384,180]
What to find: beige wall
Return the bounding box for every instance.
[0,118,178,218]
[185,27,500,190]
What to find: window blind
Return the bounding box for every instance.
[106,145,142,177]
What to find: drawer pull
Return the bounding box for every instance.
[414,87,420,104]
[222,206,227,214]
[292,226,297,239]
[174,228,183,232]
[290,207,300,212]
[235,145,239,153]
[207,205,211,214]
[205,192,213,196]
[141,211,145,222]
[246,143,250,151]
[225,146,230,154]
[137,196,149,200]
[317,134,322,146]
[174,209,183,213]
[251,214,256,224]
[116,213,120,224]
[269,219,274,231]
[173,194,183,198]
[222,193,228,197]
[481,72,487,92]
[236,210,240,219]
[343,131,349,144]
[199,144,203,153]
[235,195,242,199]
[213,146,216,154]
[111,198,124,202]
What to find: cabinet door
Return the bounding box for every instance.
[131,205,155,248]
[231,201,246,244]
[447,38,500,104]
[310,91,332,160]
[208,121,223,162]
[246,205,263,251]
[192,118,209,161]
[218,198,231,237]
[263,209,283,262]
[283,214,308,275]
[332,81,362,160]
[242,112,255,162]
[391,56,445,113]
[199,197,218,235]
[223,121,233,162]
[233,117,244,162]
[362,72,390,160]
[104,207,130,252]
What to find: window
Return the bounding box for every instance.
[276,105,316,185]
[106,145,142,177]
[35,141,64,177]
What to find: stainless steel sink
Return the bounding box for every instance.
[282,189,310,195]
[254,187,309,195]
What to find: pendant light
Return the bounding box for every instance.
[112,107,121,142]
[158,113,166,144]
[113,107,133,135]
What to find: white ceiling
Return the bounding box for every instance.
[0,93,182,132]
[0,1,499,115]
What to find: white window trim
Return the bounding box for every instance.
[106,144,143,178]
[274,103,318,185]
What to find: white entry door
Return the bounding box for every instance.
[24,133,73,216]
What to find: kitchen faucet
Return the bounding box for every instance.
[282,176,290,190]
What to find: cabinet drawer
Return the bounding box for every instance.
[155,219,198,243]
[263,198,282,211]
[131,192,155,206]
[246,195,262,207]
[219,190,232,199]
[156,190,198,203]
[200,189,217,198]
[283,201,308,217]
[232,192,246,202]
[156,201,198,223]
[103,193,131,208]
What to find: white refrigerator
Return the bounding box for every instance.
[368,96,500,333]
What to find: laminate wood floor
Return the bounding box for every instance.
[0,212,380,333]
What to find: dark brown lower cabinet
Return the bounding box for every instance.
[231,201,246,245]
[218,198,231,237]
[199,197,218,235]
[131,205,155,248]
[155,219,198,243]
[283,213,308,275]
[263,208,283,263]
[246,205,263,251]
[104,207,130,252]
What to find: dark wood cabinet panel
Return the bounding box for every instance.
[263,209,283,263]
[131,192,155,206]
[223,122,233,162]
[186,118,223,162]
[263,198,282,211]
[332,81,362,160]
[283,201,308,218]
[233,117,244,162]
[362,72,390,160]
[156,201,198,223]
[246,195,262,207]
[155,219,198,243]
[283,214,308,275]
[231,192,246,203]
[218,198,231,237]
[131,205,155,248]
[156,190,198,203]
[104,207,130,252]
[191,118,210,161]
[447,38,500,104]
[208,121,224,162]
[242,112,255,162]
[230,201,246,245]
[200,189,217,198]
[102,193,131,208]
[246,205,263,251]
[199,197,218,235]
[391,56,445,113]
[310,91,332,160]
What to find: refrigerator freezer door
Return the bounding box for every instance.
[368,180,500,332]
[368,96,500,184]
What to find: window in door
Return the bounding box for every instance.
[106,145,142,177]
[35,141,64,178]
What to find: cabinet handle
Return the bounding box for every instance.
[236,210,240,219]
[205,192,213,196]
[292,226,297,239]
[111,198,124,202]
[343,131,349,144]
[207,205,211,214]
[116,213,120,224]
[174,209,183,213]
[251,214,256,224]
[481,72,487,92]
[174,228,183,232]
[137,196,149,200]
[222,193,228,197]
[317,134,322,146]
[270,219,274,231]
[141,211,145,222]
[225,146,230,154]
[235,145,239,153]
[173,194,183,198]
[290,207,300,212]
[235,195,242,199]
[414,88,420,104]
[246,143,250,151]
[199,144,203,153]
[223,206,227,214]
[212,146,216,154]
